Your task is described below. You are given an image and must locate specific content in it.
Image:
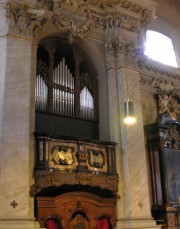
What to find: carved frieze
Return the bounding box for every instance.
[139,62,180,96]
[34,0,154,40]
[5,2,47,39]
[30,170,119,197]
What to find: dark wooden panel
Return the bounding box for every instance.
[35,112,99,139]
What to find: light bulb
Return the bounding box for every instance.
[123,116,136,125]
[123,100,136,125]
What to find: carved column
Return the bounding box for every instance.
[0,2,46,229]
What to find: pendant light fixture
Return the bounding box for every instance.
[123,99,136,125]
[123,57,136,125]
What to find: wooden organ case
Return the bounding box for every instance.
[30,134,118,228]
[33,36,118,228]
[145,94,180,229]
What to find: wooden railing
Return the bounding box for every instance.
[30,133,119,197]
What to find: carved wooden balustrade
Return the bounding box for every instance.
[30,133,119,197]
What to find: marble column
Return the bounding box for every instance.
[0,2,44,229]
[116,66,159,229]
[105,24,160,229]
[121,49,160,229]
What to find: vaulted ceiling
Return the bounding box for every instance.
[155,0,180,28]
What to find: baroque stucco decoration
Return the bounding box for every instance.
[36,0,152,42]
[5,0,153,66]
[6,2,47,39]
[105,37,143,70]
[139,63,180,96]
[6,0,179,94]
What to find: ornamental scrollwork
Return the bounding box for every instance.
[80,73,94,90]
[105,37,143,69]
[6,2,47,39]
[36,0,153,40]
[53,10,95,39]
[139,63,180,95]
[52,146,74,165]
[76,173,92,185]
[29,184,42,197]
[5,0,154,41]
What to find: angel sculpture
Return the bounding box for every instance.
[158,94,171,114]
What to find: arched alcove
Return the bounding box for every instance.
[35,36,99,139]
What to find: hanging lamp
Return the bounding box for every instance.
[123,56,136,125]
[123,99,136,125]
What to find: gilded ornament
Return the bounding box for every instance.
[5,2,47,39]
[167,97,180,121]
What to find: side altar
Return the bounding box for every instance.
[145,94,180,228]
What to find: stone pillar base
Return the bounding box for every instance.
[0,218,44,229]
[115,217,162,229]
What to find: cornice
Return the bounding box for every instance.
[139,59,180,96]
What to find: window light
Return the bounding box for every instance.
[144,30,178,68]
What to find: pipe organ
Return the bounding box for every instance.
[35,57,95,120]
[80,86,94,120]
[35,74,48,112]
[52,58,74,116]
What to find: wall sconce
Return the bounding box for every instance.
[123,100,136,125]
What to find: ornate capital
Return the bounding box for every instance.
[116,38,143,69]
[105,37,143,70]
[5,2,47,40]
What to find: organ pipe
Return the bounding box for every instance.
[35,74,48,112]
[35,57,94,120]
[52,58,74,116]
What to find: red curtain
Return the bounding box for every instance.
[45,218,60,229]
[96,218,109,229]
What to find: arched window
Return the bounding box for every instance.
[144,30,178,68]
